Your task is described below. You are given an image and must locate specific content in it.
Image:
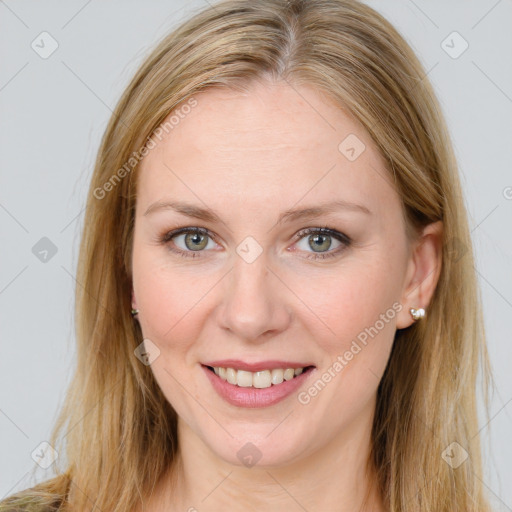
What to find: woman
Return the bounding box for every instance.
[0,0,495,510]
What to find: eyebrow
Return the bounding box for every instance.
[143,199,372,224]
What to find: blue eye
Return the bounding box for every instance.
[159,226,351,260]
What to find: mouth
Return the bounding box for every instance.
[203,364,315,389]
[201,362,316,408]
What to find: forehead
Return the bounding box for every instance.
[136,80,396,217]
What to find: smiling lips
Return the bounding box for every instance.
[210,366,306,388]
[202,359,316,408]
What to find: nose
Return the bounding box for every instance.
[216,252,292,344]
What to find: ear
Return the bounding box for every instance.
[396,221,443,329]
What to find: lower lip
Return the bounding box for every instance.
[202,365,316,408]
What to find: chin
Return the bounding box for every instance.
[200,425,310,469]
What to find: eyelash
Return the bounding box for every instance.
[158,226,352,261]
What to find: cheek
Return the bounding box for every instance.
[299,250,403,407]
[294,265,399,428]
[304,257,401,346]
[132,248,209,351]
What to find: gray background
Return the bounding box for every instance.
[1,0,511,508]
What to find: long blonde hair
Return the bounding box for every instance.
[0,0,495,510]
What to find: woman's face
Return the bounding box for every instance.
[131,80,418,467]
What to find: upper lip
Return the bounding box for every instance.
[202,359,315,372]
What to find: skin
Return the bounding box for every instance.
[130,80,443,511]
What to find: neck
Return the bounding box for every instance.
[149,396,386,511]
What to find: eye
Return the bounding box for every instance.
[159,227,218,258]
[292,227,352,260]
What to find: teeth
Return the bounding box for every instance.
[283,368,295,381]
[271,369,284,385]
[211,366,308,389]
[226,367,237,385]
[253,370,272,388]
[236,370,253,387]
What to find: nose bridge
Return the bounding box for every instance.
[218,245,291,341]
